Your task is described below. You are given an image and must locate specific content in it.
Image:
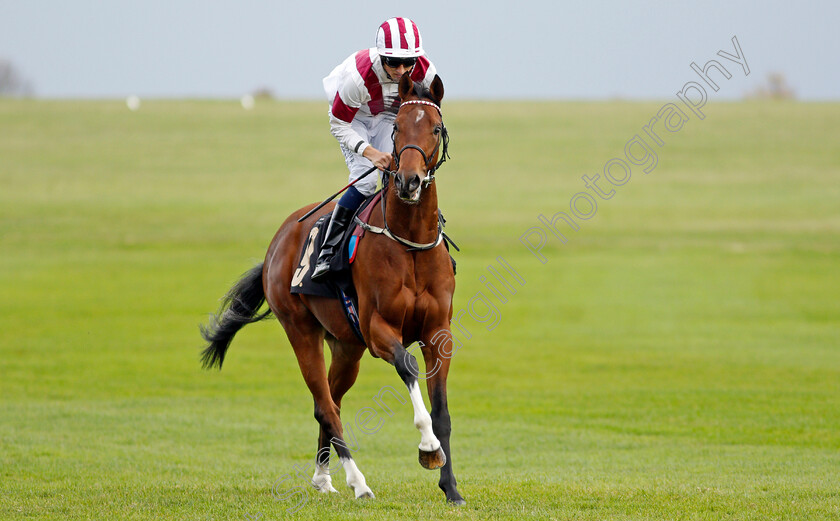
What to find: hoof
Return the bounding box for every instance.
[448,498,466,507]
[418,447,447,470]
[355,489,375,499]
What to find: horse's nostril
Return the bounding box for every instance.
[408,174,421,192]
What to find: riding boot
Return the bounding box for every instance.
[311,204,355,281]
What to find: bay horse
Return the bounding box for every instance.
[200,73,465,505]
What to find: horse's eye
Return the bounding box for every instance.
[433,126,441,135]
[394,124,400,133]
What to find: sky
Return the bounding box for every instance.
[1,0,838,100]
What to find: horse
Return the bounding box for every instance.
[200,73,465,505]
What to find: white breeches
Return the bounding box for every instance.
[340,114,396,196]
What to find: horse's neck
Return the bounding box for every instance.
[384,183,439,245]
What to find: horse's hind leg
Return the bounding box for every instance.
[311,337,366,495]
[285,321,373,499]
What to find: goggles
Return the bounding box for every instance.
[382,56,417,68]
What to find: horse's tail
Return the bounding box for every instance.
[200,263,272,370]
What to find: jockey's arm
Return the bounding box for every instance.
[328,111,392,170]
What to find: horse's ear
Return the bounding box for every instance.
[430,75,444,104]
[399,74,414,101]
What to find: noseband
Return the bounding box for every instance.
[389,100,450,186]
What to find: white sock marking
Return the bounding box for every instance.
[311,462,337,493]
[408,381,440,452]
[340,457,374,499]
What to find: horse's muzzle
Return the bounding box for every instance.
[395,172,422,203]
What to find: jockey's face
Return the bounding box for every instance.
[384,62,413,81]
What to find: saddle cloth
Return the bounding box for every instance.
[289,191,383,344]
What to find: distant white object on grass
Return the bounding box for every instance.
[126,95,141,111]
[241,94,255,110]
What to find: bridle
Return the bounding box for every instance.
[355,99,457,252]
[387,99,450,187]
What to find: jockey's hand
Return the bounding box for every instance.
[362,146,393,171]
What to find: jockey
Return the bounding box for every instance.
[311,17,439,280]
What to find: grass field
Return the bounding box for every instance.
[1,97,838,520]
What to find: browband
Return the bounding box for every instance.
[399,100,442,115]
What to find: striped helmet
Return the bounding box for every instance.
[375,17,425,58]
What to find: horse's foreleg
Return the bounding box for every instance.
[420,335,465,505]
[369,315,446,470]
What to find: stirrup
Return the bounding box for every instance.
[310,204,355,281]
[311,257,332,280]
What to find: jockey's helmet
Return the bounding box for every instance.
[376,17,425,59]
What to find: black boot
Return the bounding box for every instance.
[311,205,355,281]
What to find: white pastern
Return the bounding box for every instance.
[408,381,441,452]
[311,463,338,493]
[340,457,374,499]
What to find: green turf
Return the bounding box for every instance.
[1,98,838,520]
